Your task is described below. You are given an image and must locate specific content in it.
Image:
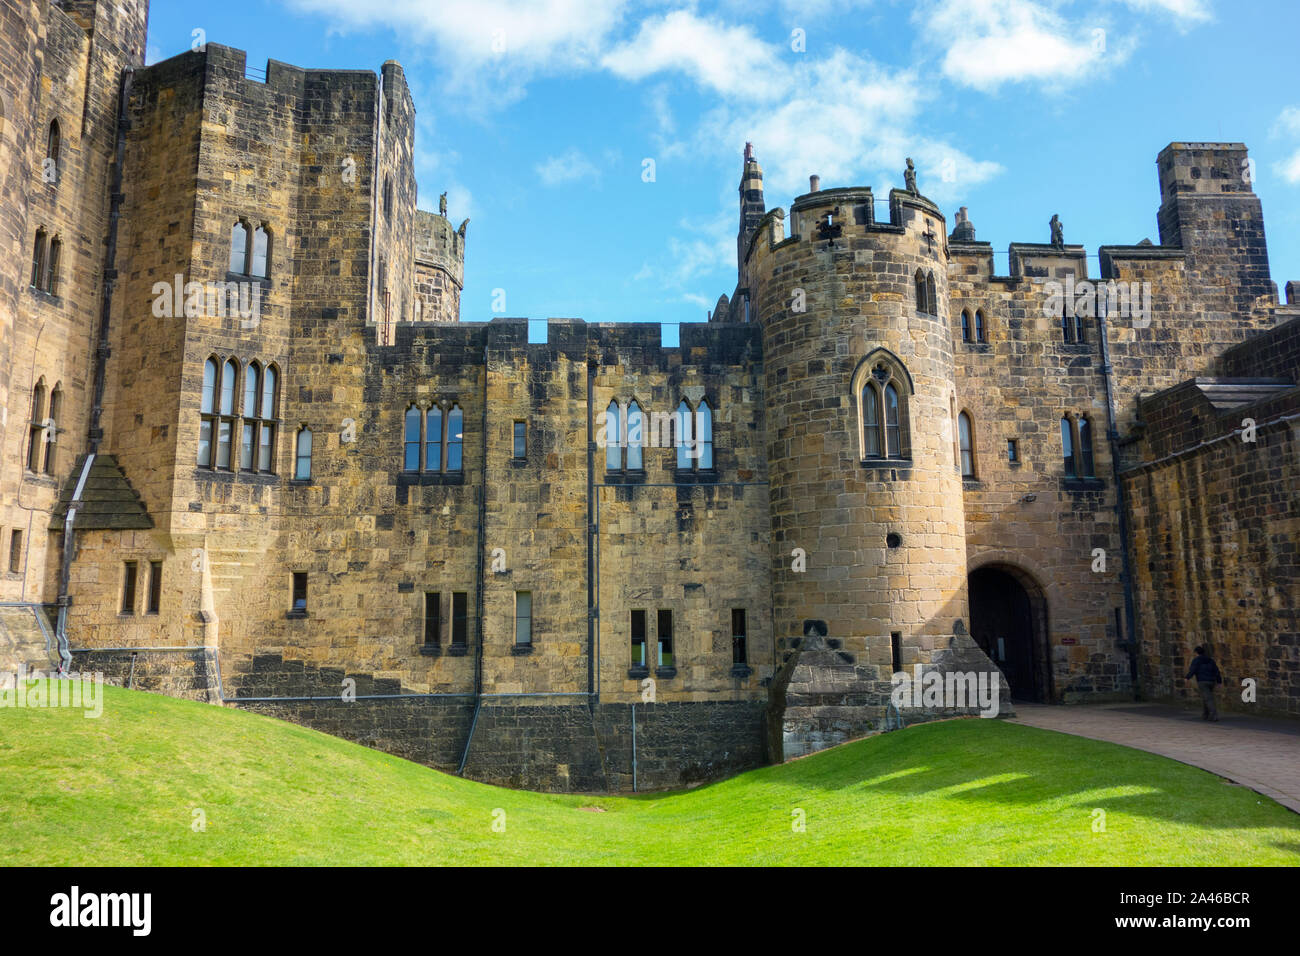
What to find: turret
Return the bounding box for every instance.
[737,142,765,286]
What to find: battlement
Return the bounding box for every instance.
[1157,142,1254,199]
[383,316,761,364]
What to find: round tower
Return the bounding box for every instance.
[744,157,993,753]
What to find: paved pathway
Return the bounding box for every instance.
[1008,702,1300,813]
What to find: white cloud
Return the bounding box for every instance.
[535,149,602,186]
[920,0,1123,92]
[1272,107,1300,185]
[601,10,787,100]
[1115,0,1212,23]
[285,0,628,106]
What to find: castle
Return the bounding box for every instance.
[2,0,1297,791]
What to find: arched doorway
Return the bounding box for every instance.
[969,565,1051,703]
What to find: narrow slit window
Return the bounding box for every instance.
[426,406,443,471]
[241,364,261,471]
[446,405,464,472]
[294,427,312,479]
[515,591,532,646]
[657,609,674,668]
[404,406,421,472]
[975,309,986,342]
[251,225,270,279]
[961,310,971,342]
[605,401,621,471]
[147,560,163,614]
[696,401,713,469]
[229,221,249,274]
[630,609,646,667]
[626,401,643,470]
[198,358,217,466]
[1061,417,1076,478]
[891,632,903,674]
[27,379,46,472]
[1078,415,1095,478]
[258,366,278,473]
[451,592,468,646]
[675,401,693,471]
[121,561,138,615]
[731,608,747,665]
[9,530,22,574]
[862,385,881,457]
[513,420,527,459]
[958,411,975,478]
[884,384,901,457]
[1007,438,1019,463]
[291,571,308,612]
[424,592,441,646]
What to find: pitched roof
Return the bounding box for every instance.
[49,454,154,531]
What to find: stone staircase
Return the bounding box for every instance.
[0,604,58,675]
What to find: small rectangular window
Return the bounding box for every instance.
[121,561,138,615]
[657,609,674,668]
[8,530,22,574]
[424,592,441,645]
[891,632,903,674]
[1007,439,1018,463]
[451,592,468,646]
[515,591,532,646]
[731,608,747,665]
[147,560,163,614]
[630,609,646,667]
[291,571,307,612]
[513,420,527,459]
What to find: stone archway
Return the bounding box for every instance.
[968,564,1052,703]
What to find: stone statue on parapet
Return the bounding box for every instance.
[904,157,918,195]
[439,192,448,217]
[1050,214,1064,248]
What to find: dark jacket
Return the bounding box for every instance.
[1185,654,1222,684]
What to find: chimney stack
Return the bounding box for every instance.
[809,175,820,192]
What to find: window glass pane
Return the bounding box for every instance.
[863,386,881,457]
[244,364,259,416]
[961,312,970,341]
[292,572,307,610]
[631,610,646,666]
[1078,417,1094,477]
[426,407,442,471]
[976,311,985,341]
[513,421,526,459]
[229,222,247,273]
[217,420,233,468]
[258,423,273,473]
[697,402,713,469]
[425,593,441,645]
[515,591,532,645]
[605,402,621,470]
[198,419,213,466]
[657,609,674,667]
[405,407,421,471]
[240,422,255,470]
[452,592,467,644]
[958,413,973,478]
[261,367,277,420]
[220,361,237,415]
[884,384,900,457]
[626,403,643,470]
[447,406,463,472]
[676,401,692,470]
[1061,418,1076,477]
[251,226,269,278]
[202,360,217,413]
[295,429,312,479]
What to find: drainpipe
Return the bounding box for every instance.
[587,359,597,706]
[1097,292,1141,700]
[457,336,490,775]
[55,66,133,673]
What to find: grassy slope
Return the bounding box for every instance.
[1,683,1297,866]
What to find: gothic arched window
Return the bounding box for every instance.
[696,400,713,470]
[975,309,986,342]
[229,221,249,274]
[853,354,911,461]
[626,401,644,471]
[961,310,971,342]
[1077,415,1095,478]
[251,224,270,279]
[675,399,693,471]
[47,121,60,183]
[295,427,313,480]
[1061,415,1076,477]
[426,406,443,471]
[605,401,621,472]
[404,405,421,472]
[914,270,928,315]
[27,378,46,472]
[446,404,464,472]
[958,411,975,478]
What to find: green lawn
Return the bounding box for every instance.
[2,682,1297,865]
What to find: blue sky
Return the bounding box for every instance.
[146,0,1300,329]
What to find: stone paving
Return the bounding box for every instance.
[1008,702,1300,814]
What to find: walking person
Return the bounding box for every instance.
[1185,645,1223,721]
